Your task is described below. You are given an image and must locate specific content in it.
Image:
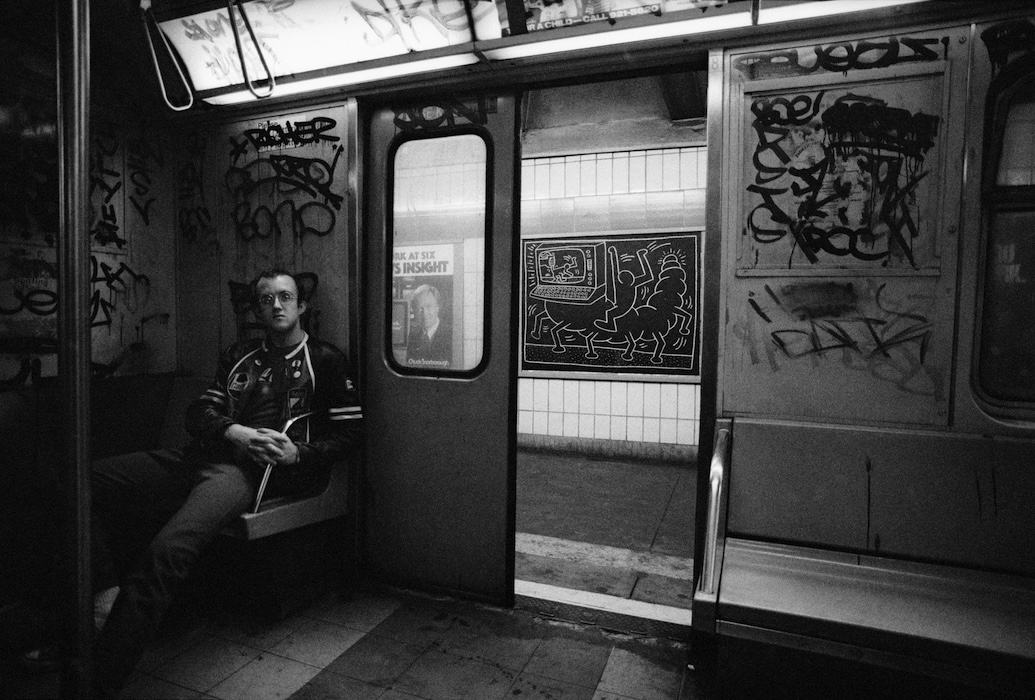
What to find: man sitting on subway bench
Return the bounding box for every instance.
[83,267,360,698]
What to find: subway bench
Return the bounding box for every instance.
[0,373,354,540]
[1,373,355,617]
[118,374,355,540]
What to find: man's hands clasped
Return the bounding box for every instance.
[225,424,300,466]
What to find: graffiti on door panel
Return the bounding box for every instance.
[522,232,699,375]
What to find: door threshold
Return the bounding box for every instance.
[515,579,693,638]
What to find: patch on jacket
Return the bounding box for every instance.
[228,371,251,396]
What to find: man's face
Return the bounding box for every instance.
[413,293,439,331]
[256,274,305,335]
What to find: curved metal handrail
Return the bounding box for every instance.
[140,0,194,111]
[227,0,276,99]
[699,426,730,595]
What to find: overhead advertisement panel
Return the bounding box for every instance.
[508,0,737,35]
[158,0,503,92]
[157,0,750,94]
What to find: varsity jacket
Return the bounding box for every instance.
[184,332,361,492]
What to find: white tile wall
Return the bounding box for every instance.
[521,148,707,201]
[462,237,484,370]
[517,378,701,447]
[518,146,706,449]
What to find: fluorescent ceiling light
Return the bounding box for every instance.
[481,12,753,61]
[758,0,929,24]
[202,53,481,106]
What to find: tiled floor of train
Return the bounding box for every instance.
[3,587,705,700]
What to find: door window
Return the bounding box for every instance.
[389,133,489,372]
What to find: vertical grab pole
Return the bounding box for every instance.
[56,0,92,697]
[699,427,729,596]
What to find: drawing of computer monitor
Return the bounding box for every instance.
[529,242,606,304]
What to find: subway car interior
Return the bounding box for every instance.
[2,0,1034,698]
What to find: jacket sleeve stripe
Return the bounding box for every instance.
[203,389,227,405]
[329,405,363,420]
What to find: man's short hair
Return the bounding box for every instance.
[412,284,439,304]
[250,268,308,305]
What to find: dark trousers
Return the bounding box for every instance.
[90,449,260,698]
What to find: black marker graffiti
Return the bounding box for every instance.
[90,123,127,248]
[0,287,57,317]
[737,281,937,396]
[0,355,42,389]
[225,147,345,209]
[127,134,164,226]
[0,251,58,317]
[747,91,939,268]
[0,334,52,388]
[92,257,152,316]
[231,199,335,240]
[180,14,231,41]
[0,251,151,328]
[177,135,215,245]
[734,36,945,80]
[393,97,495,132]
[225,117,344,241]
[239,117,340,153]
[980,20,1035,77]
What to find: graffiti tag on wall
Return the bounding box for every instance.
[90,122,128,249]
[522,233,699,375]
[225,114,345,241]
[178,133,216,247]
[0,248,154,331]
[393,97,496,132]
[89,123,164,249]
[743,80,942,270]
[0,246,171,383]
[731,279,941,397]
[733,35,947,80]
[126,134,164,227]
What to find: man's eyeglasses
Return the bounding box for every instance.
[257,291,297,307]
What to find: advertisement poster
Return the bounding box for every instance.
[506,0,730,35]
[392,243,456,369]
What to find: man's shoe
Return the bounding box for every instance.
[16,644,60,673]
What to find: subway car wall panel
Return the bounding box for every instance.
[728,419,1035,576]
[718,24,971,429]
[172,106,355,377]
[716,19,1035,572]
[701,11,1035,696]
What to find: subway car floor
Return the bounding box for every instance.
[1,582,705,700]
[1,449,701,700]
